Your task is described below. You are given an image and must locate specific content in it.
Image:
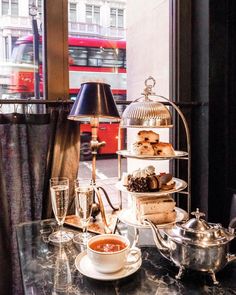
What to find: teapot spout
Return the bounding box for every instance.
[144,219,170,259]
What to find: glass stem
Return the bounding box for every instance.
[59,223,63,234]
[82,222,87,237]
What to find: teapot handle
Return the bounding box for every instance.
[226,253,236,264]
[229,217,236,235]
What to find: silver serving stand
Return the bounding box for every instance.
[116,77,191,247]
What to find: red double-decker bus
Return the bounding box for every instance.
[2,35,126,159]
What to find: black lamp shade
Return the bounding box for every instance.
[68,82,120,122]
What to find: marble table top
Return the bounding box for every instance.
[16,219,236,295]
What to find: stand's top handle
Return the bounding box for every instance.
[142,76,156,99]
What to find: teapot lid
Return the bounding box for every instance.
[182,208,211,231]
[165,208,234,246]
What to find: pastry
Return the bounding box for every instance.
[127,165,155,192]
[131,131,175,157]
[127,175,149,192]
[131,141,155,156]
[127,166,175,193]
[141,211,177,225]
[135,195,176,224]
[158,173,175,190]
[137,130,159,143]
[152,142,175,156]
[136,195,175,215]
[121,172,129,186]
[146,175,160,191]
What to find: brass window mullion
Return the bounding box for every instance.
[42,0,69,100]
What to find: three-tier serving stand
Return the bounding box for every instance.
[115,77,191,245]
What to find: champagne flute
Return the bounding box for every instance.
[48,177,74,244]
[73,179,93,245]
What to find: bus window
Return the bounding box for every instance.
[11,43,42,64]
[88,48,102,67]
[102,48,124,67]
[89,47,125,68]
[69,46,88,66]
[21,44,34,63]
[68,45,126,69]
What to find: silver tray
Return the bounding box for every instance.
[116,150,188,160]
[118,207,188,229]
[115,178,187,196]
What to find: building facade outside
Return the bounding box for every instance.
[0,0,126,61]
[126,0,170,174]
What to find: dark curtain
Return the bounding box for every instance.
[0,107,80,295]
[42,108,81,218]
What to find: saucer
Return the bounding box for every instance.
[75,251,142,281]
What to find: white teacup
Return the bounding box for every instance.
[87,234,141,273]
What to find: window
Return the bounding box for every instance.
[86,5,100,25]
[69,47,88,66]
[110,8,124,28]
[4,36,9,59]
[2,0,9,15]
[69,2,77,22]
[11,0,18,16]
[11,36,18,52]
[37,0,42,16]
[68,46,126,68]
[11,43,42,64]
[2,0,19,16]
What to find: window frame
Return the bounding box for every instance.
[85,4,100,25]
[110,7,124,28]
[43,0,69,100]
[69,2,77,22]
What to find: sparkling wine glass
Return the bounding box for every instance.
[48,177,74,244]
[73,179,93,245]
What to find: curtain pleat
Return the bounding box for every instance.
[42,109,80,218]
[0,108,80,295]
[0,142,12,294]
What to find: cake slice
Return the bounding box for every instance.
[135,195,176,224]
[142,211,177,224]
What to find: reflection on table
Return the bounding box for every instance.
[16,219,236,295]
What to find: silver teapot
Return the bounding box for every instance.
[145,208,236,284]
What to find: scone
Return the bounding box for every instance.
[152,142,175,156]
[137,130,159,143]
[131,141,155,156]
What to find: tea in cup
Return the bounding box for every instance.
[87,234,141,273]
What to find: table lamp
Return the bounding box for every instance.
[68,82,120,229]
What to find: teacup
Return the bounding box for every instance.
[87,234,141,273]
